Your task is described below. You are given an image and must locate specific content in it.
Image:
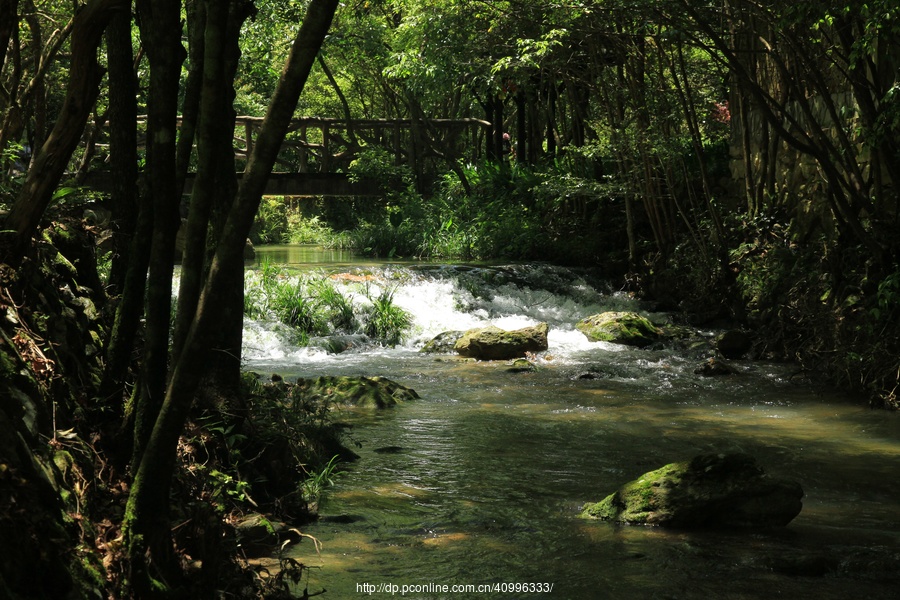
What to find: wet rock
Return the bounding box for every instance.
[310,334,370,354]
[576,311,660,347]
[716,330,753,359]
[295,375,419,408]
[694,357,737,377]
[319,514,366,524]
[580,453,803,528]
[454,323,549,360]
[420,330,465,354]
[505,358,537,373]
[574,371,604,380]
[235,513,297,558]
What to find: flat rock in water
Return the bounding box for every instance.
[580,453,803,528]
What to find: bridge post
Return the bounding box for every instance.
[393,120,402,165]
[321,123,330,172]
[244,118,254,156]
[299,125,308,172]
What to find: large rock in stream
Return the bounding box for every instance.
[576,311,660,347]
[295,375,419,408]
[454,323,549,360]
[580,453,803,528]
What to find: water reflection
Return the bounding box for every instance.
[252,244,358,267]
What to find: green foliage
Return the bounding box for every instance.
[251,197,345,246]
[251,197,291,244]
[362,285,412,347]
[871,271,900,323]
[310,276,358,332]
[299,454,345,510]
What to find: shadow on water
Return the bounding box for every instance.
[243,249,900,598]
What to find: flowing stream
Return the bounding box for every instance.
[242,245,900,599]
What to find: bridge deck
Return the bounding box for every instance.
[82,171,383,197]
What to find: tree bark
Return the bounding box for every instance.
[125,1,186,591]
[0,0,18,72]
[98,3,146,408]
[104,6,138,293]
[174,0,254,406]
[123,2,339,595]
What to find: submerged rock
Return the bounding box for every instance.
[580,453,803,528]
[576,311,659,347]
[505,358,537,373]
[694,357,737,377]
[454,323,549,360]
[295,375,419,408]
[310,334,370,354]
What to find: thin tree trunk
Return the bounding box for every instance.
[0,0,18,72]
[123,3,338,595]
[173,0,231,363]
[318,53,358,147]
[176,0,207,195]
[99,5,146,409]
[104,6,139,293]
[129,0,185,478]
[126,0,186,589]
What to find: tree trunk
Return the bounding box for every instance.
[130,0,186,470]
[104,7,138,293]
[125,0,186,591]
[176,0,207,196]
[99,5,146,408]
[515,89,526,165]
[175,0,254,405]
[0,0,18,72]
[123,2,339,595]
[1,0,126,265]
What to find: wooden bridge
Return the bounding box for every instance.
[84,115,493,196]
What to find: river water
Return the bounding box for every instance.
[242,246,900,599]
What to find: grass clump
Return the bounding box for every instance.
[243,262,412,347]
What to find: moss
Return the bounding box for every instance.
[581,462,686,523]
[297,375,419,408]
[576,311,660,347]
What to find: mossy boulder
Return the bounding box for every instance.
[576,311,660,347]
[454,323,549,360]
[580,453,803,528]
[295,375,419,408]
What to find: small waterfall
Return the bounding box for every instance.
[241,263,645,368]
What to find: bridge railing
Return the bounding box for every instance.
[232,116,492,175]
